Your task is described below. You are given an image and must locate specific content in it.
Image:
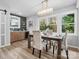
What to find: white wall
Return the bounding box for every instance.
[27,16,39,34]
[5,11,10,46]
[77,8,79,48]
[76,0,79,8]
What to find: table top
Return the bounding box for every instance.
[29,34,63,41]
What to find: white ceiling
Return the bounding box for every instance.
[0,0,76,17]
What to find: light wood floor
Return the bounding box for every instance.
[0,40,79,59]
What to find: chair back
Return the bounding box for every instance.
[62,32,68,50]
[29,30,33,35]
[32,31,43,50]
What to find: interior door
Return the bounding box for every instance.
[0,11,10,47]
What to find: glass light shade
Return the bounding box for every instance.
[37,8,53,16]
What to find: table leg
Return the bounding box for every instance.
[49,41,51,49]
[46,44,48,52]
[57,40,61,56]
[57,40,61,59]
[28,36,31,48]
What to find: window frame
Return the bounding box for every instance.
[62,14,74,33]
[10,15,20,28]
[61,10,77,35]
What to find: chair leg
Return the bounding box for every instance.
[39,50,41,58]
[46,44,48,52]
[32,48,35,55]
[53,45,55,54]
[49,41,51,48]
[66,50,69,59]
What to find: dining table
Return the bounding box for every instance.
[28,34,63,57]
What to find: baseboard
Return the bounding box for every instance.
[68,45,79,52]
[0,43,10,48]
[11,39,26,43]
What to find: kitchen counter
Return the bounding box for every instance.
[10,31,28,32]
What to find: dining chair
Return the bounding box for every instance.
[32,31,46,58]
[29,31,33,42]
[42,29,53,52]
[43,29,57,52]
[62,32,69,59]
[53,32,69,59]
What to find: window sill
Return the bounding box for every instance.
[62,33,77,36]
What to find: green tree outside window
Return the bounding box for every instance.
[48,17,57,32]
[62,14,74,33]
[40,19,47,31]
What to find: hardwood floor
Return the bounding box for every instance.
[0,40,79,59]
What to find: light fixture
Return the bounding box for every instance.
[37,0,53,16]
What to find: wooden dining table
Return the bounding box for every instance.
[28,34,63,57]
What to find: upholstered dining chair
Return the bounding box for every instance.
[53,32,69,59]
[32,31,46,58]
[62,32,69,59]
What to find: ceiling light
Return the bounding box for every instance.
[37,0,53,16]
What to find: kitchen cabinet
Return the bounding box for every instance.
[10,32,25,43]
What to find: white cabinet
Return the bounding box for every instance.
[0,11,10,47]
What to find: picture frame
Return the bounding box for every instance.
[28,21,33,27]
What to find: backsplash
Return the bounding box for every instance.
[10,13,27,31]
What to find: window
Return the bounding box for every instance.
[39,10,76,34]
[48,17,57,32]
[40,17,57,32]
[10,15,20,28]
[62,13,74,33]
[40,19,47,31]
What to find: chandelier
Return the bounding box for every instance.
[37,0,53,16]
